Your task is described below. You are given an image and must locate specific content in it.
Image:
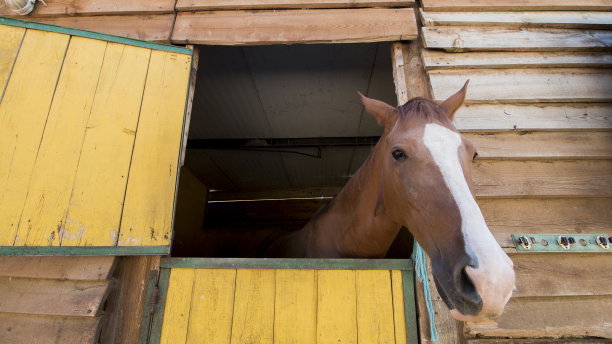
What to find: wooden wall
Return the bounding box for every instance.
[401,1,612,342]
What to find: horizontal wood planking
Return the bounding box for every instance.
[176,0,415,10]
[422,27,612,51]
[0,0,175,16]
[480,198,612,248]
[0,256,115,280]
[465,296,612,338]
[32,14,175,43]
[421,0,612,11]
[172,8,417,45]
[509,254,612,298]
[468,339,612,344]
[473,160,612,198]
[422,51,612,69]
[0,277,110,316]
[429,69,612,103]
[453,103,612,131]
[0,313,101,344]
[420,10,612,29]
[465,131,612,159]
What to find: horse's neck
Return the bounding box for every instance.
[303,140,400,257]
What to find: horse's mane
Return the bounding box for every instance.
[397,97,450,124]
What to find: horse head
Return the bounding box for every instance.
[359,82,515,321]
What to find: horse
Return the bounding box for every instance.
[259,81,515,321]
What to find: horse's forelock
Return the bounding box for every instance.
[397,97,450,124]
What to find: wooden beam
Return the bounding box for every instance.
[0,0,175,16]
[0,256,116,281]
[420,9,612,29]
[422,27,612,51]
[171,8,417,45]
[176,0,415,10]
[421,0,612,11]
[422,50,612,69]
[0,313,101,344]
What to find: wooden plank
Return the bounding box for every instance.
[160,268,195,344]
[429,69,612,103]
[0,276,109,317]
[176,0,415,10]
[356,270,396,343]
[423,50,612,70]
[0,313,101,344]
[0,256,115,280]
[162,257,413,270]
[473,160,612,198]
[422,27,612,51]
[465,131,612,160]
[14,37,106,247]
[421,0,612,11]
[118,50,191,247]
[465,296,612,338]
[391,271,407,344]
[230,269,275,344]
[510,254,612,298]
[453,103,612,131]
[0,25,24,99]
[186,269,236,344]
[179,46,199,167]
[480,198,612,248]
[0,29,69,246]
[420,10,612,29]
[468,339,612,344]
[31,14,175,43]
[61,44,151,247]
[0,0,174,16]
[274,269,317,344]
[317,270,357,344]
[172,8,417,45]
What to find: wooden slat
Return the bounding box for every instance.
[0,313,101,344]
[177,0,415,10]
[423,51,612,70]
[473,160,612,198]
[453,103,612,131]
[14,37,107,247]
[186,269,236,344]
[0,277,109,317]
[0,25,24,98]
[160,268,195,344]
[61,44,151,247]
[465,296,612,338]
[317,270,357,344]
[468,339,612,344]
[172,8,417,45]
[422,27,612,51]
[230,269,276,344]
[0,256,115,280]
[429,69,612,103]
[118,50,190,247]
[421,0,612,11]
[274,269,317,344]
[32,15,175,43]
[420,10,612,29]
[391,271,407,344]
[356,270,396,343]
[0,30,69,246]
[0,0,174,16]
[480,198,612,248]
[510,254,612,298]
[465,131,612,160]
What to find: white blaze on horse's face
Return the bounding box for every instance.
[422,123,515,320]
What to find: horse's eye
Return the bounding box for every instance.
[392,149,408,161]
[472,152,479,160]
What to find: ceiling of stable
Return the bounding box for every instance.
[185,43,397,194]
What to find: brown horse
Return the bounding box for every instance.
[260,82,515,321]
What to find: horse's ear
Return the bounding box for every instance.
[439,80,469,121]
[358,91,398,129]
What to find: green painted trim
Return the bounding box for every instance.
[160,257,413,270]
[0,245,169,256]
[149,268,171,344]
[512,233,611,253]
[139,270,159,344]
[402,269,419,344]
[0,16,192,55]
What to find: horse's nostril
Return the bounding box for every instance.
[458,267,480,306]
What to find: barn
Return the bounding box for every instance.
[0,1,610,343]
